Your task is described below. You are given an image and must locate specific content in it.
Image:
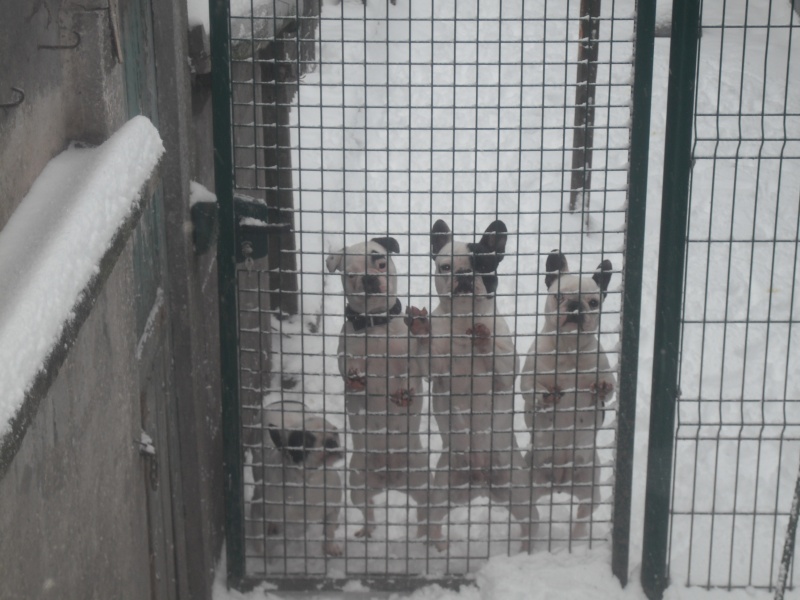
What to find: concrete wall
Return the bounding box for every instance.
[0,0,224,598]
[0,242,151,600]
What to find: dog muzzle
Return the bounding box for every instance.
[453,273,474,295]
[362,274,384,294]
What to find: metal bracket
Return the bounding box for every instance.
[232,193,291,264]
[38,28,81,50]
[190,193,292,260]
[0,87,25,109]
[136,431,159,491]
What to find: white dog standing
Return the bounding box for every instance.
[520,251,615,539]
[408,220,534,551]
[327,237,437,542]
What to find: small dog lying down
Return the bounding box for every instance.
[520,251,615,539]
[246,401,344,557]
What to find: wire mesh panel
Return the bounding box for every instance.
[221,0,639,588]
[667,0,800,591]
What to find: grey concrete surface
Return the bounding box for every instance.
[0,1,225,598]
[0,241,151,600]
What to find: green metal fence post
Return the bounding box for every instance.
[640,0,702,598]
[209,0,245,588]
[612,0,657,586]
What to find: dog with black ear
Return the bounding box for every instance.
[520,251,615,539]
[327,237,435,542]
[408,219,533,551]
[246,401,344,557]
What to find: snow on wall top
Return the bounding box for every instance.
[0,115,164,440]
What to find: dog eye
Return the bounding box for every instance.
[377,261,387,270]
[440,264,451,273]
[589,299,599,309]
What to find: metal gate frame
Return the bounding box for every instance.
[642,0,800,597]
[209,0,658,591]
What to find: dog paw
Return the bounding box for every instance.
[404,306,430,336]
[346,369,367,392]
[541,385,563,407]
[354,525,374,539]
[390,387,415,407]
[323,541,343,557]
[591,379,614,403]
[467,322,492,352]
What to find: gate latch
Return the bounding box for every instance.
[232,193,292,264]
[189,192,292,261]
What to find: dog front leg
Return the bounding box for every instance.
[350,485,377,539]
[322,511,343,556]
[405,306,431,376]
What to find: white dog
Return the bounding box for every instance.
[520,251,615,539]
[327,237,436,542]
[408,219,534,551]
[246,401,344,557]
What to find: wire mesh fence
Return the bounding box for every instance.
[661,0,800,592]
[218,0,639,588]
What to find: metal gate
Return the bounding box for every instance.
[642,0,800,598]
[210,0,654,590]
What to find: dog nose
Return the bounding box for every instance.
[454,271,474,293]
[456,270,474,284]
[362,274,381,293]
[566,300,582,314]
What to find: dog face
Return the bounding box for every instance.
[326,237,400,315]
[543,251,612,334]
[430,219,508,302]
[265,403,343,469]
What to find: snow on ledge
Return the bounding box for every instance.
[0,116,164,440]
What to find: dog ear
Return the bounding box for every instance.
[326,249,344,273]
[371,237,400,254]
[544,250,569,289]
[430,220,451,257]
[267,426,285,449]
[593,259,613,299]
[479,221,508,261]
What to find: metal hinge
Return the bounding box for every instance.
[137,431,159,492]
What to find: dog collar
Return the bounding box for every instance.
[345,299,402,331]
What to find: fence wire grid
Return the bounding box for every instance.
[224,0,636,587]
[666,0,800,592]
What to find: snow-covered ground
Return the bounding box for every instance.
[215,0,800,597]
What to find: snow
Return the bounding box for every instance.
[187,0,209,29]
[190,180,218,206]
[213,0,800,597]
[0,116,164,440]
